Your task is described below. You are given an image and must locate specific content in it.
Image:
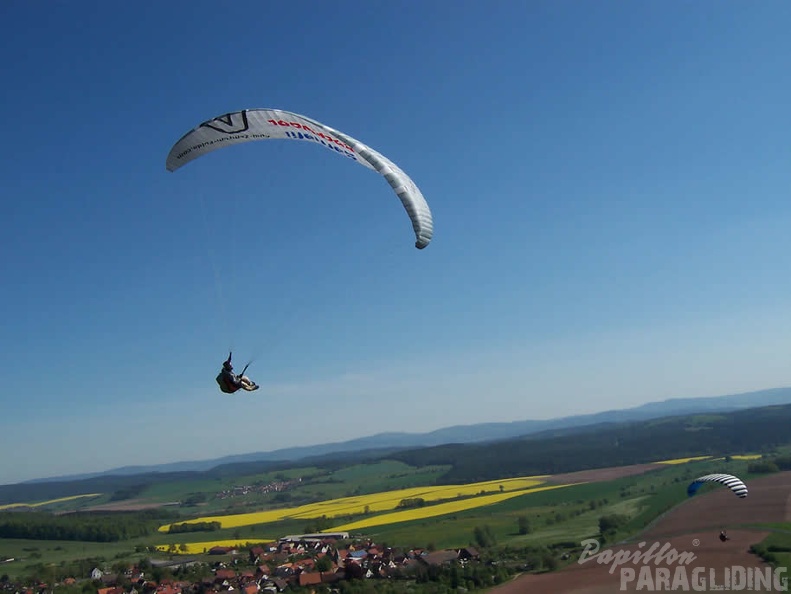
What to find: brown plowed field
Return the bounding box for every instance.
[544,463,665,485]
[642,471,791,539]
[79,499,180,512]
[491,471,791,593]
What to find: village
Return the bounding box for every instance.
[1,533,490,594]
[215,478,303,501]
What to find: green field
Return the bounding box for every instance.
[748,524,791,579]
[0,538,144,576]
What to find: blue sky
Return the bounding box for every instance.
[2,1,791,485]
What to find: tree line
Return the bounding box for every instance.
[745,454,791,474]
[168,521,221,533]
[0,510,169,542]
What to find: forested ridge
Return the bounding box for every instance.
[388,404,791,482]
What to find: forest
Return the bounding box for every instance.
[0,510,175,542]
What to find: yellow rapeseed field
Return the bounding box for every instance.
[325,483,579,532]
[158,475,548,532]
[654,453,762,465]
[653,456,712,465]
[0,493,102,510]
[155,539,274,555]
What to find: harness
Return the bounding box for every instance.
[216,371,240,393]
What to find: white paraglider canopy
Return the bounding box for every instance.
[166,108,433,249]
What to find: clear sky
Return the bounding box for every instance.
[2,1,791,485]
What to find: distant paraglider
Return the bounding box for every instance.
[165,108,434,250]
[687,473,748,499]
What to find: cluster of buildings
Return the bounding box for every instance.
[202,533,481,589]
[215,479,302,501]
[1,534,482,594]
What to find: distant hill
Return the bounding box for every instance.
[16,386,791,485]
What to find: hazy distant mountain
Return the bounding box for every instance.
[21,386,791,484]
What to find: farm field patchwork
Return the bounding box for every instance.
[326,483,579,532]
[0,454,764,581]
[158,475,552,532]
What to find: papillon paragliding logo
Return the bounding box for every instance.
[200,110,251,135]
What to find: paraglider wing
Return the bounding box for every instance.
[165,108,433,249]
[687,473,748,498]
